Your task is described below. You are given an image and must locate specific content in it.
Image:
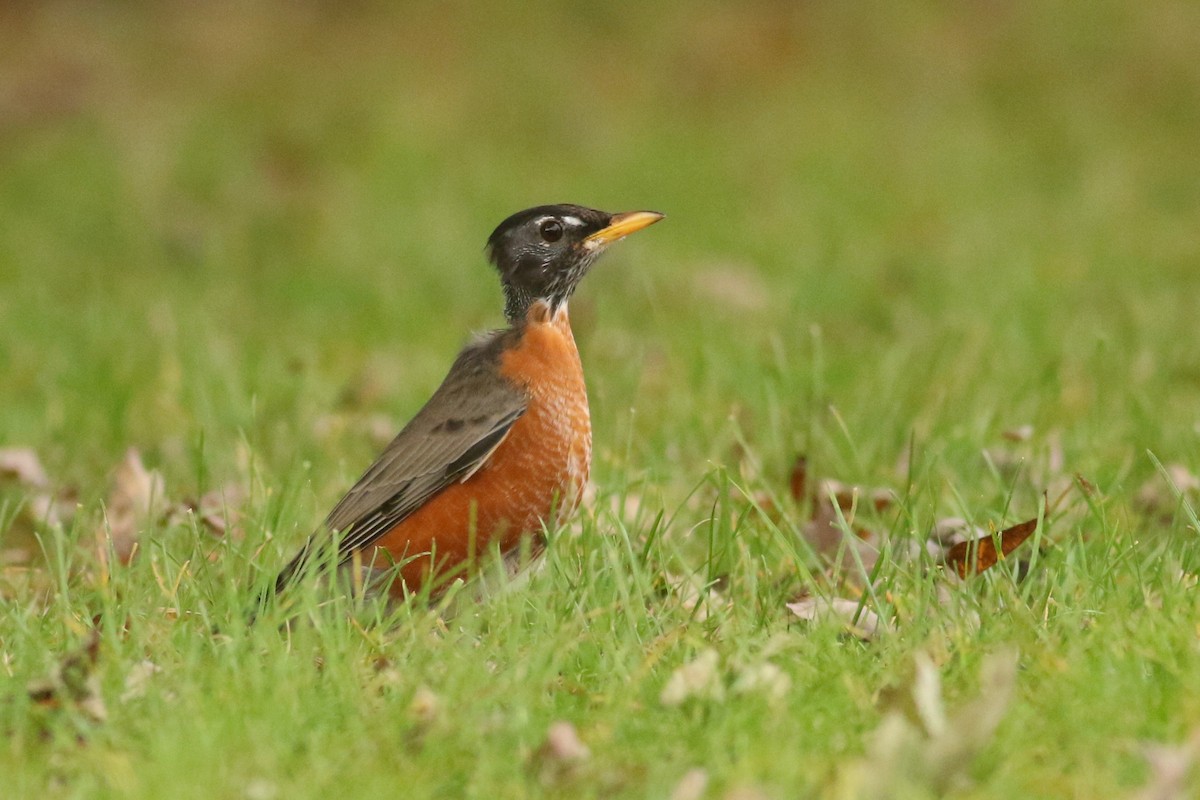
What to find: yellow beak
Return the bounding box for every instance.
[583,210,665,249]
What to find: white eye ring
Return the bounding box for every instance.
[539,218,564,242]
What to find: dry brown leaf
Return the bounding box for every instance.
[731,661,791,701]
[929,517,976,548]
[842,650,1017,797]
[0,447,75,532]
[787,595,887,640]
[170,483,247,539]
[1001,424,1034,443]
[119,660,161,702]
[783,456,893,575]
[27,630,106,724]
[0,447,49,488]
[408,686,440,726]
[25,489,77,529]
[944,516,1039,579]
[671,769,709,800]
[1133,729,1200,800]
[661,649,724,706]
[666,572,730,622]
[1136,463,1200,521]
[98,448,167,565]
[533,721,591,784]
[788,455,808,503]
[2,548,33,565]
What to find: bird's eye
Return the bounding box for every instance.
[539,219,564,243]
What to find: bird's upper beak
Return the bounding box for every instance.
[583,210,665,250]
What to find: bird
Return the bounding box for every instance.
[266,204,664,607]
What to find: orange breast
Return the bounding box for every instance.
[371,302,591,596]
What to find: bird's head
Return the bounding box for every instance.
[485,204,664,323]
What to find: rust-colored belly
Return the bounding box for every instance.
[371,303,591,596]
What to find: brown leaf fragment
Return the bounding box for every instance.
[1136,463,1200,521]
[0,448,77,533]
[787,596,887,640]
[408,686,440,726]
[1074,473,1099,499]
[788,455,808,502]
[171,483,247,539]
[944,516,1039,579]
[1133,729,1200,800]
[660,649,724,706]
[0,447,50,488]
[99,448,167,565]
[801,494,882,583]
[1001,424,1034,443]
[533,721,591,785]
[27,631,106,723]
[2,548,32,565]
[670,768,709,800]
[119,660,161,702]
[842,650,1017,797]
[929,518,974,547]
[801,495,843,555]
[25,489,77,528]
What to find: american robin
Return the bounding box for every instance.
[268,204,664,604]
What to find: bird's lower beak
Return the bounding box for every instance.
[583,210,665,249]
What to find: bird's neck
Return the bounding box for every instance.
[503,283,532,324]
[504,284,569,325]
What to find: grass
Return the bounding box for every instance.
[2,1,1200,797]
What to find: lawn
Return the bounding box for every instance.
[2,2,1199,798]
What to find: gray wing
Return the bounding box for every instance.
[273,332,527,593]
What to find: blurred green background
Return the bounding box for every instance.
[3,4,1200,797]
[1,0,1198,502]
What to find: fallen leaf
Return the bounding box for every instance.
[911,652,947,737]
[1133,729,1200,800]
[27,631,106,724]
[408,686,440,726]
[670,768,709,800]
[1136,463,1200,521]
[2,548,32,566]
[944,516,1039,579]
[0,447,49,488]
[782,458,893,581]
[170,483,247,538]
[787,596,887,640]
[928,517,976,547]
[801,493,883,582]
[0,447,75,533]
[1001,425,1034,443]
[243,780,279,800]
[25,489,77,528]
[98,448,167,565]
[533,721,591,784]
[731,661,791,701]
[661,649,724,706]
[788,455,808,503]
[666,572,730,623]
[843,650,1018,797]
[119,660,161,702]
[926,650,1019,781]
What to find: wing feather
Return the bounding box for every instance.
[272,331,526,594]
